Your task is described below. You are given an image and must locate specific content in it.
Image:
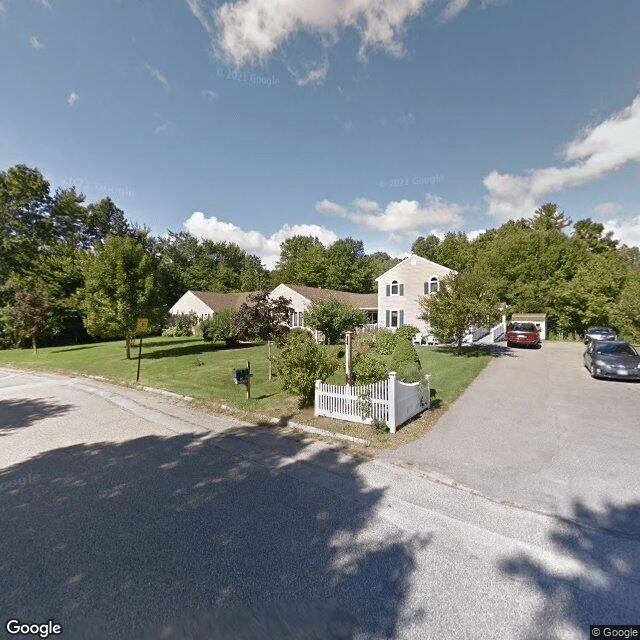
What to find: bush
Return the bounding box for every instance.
[374,329,397,356]
[274,331,339,408]
[352,350,389,385]
[167,312,198,337]
[390,339,423,383]
[371,419,389,434]
[304,298,368,345]
[395,324,421,342]
[200,308,240,346]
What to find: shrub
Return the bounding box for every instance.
[304,298,368,345]
[200,308,240,346]
[390,339,423,383]
[352,350,389,385]
[371,419,389,434]
[395,324,420,342]
[167,312,198,337]
[274,331,339,408]
[374,329,397,356]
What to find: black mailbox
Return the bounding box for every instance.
[233,367,249,385]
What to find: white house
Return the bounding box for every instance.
[270,284,378,332]
[169,290,256,320]
[376,255,455,334]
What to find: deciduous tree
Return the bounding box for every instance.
[304,298,368,345]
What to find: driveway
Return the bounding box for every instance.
[381,341,640,536]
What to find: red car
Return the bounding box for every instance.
[506,322,540,348]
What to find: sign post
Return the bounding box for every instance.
[135,317,149,382]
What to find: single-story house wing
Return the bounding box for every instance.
[169,290,256,320]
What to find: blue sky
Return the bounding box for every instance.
[2,0,640,267]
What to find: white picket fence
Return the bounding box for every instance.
[314,372,430,434]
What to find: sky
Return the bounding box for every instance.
[1,0,640,268]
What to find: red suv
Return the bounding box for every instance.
[506,322,540,348]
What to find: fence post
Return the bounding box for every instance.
[314,380,321,417]
[388,371,397,434]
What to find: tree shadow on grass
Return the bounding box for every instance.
[434,345,494,358]
[0,426,424,639]
[141,342,259,360]
[51,345,100,353]
[500,500,640,639]
[0,398,74,433]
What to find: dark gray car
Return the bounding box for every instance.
[583,326,616,343]
[583,340,640,380]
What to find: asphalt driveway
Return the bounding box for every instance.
[381,341,640,536]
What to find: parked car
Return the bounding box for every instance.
[583,326,616,344]
[506,322,540,348]
[583,340,640,380]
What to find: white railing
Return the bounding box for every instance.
[491,320,506,342]
[314,371,430,434]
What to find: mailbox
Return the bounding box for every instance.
[233,367,249,385]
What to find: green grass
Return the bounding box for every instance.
[0,337,493,449]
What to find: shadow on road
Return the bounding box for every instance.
[0,427,424,639]
[500,500,640,639]
[0,398,74,433]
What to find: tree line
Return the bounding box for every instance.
[413,203,640,342]
[0,164,398,351]
[2,164,639,351]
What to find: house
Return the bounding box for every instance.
[168,290,256,321]
[270,284,378,333]
[376,254,455,334]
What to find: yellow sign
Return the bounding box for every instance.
[136,317,150,333]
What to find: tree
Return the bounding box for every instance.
[200,308,240,346]
[411,235,441,262]
[85,197,131,245]
[273,330,339,407]
[82,235,164,359]
[232,290,292,342]
[433,232,472,271]
[303,298,368,345]
[419,270,501,353]
[616,268,640,343]
[7,289,52,354]
[528,202,572,232]
[324,238,372,293]
[273,235,327,287]
[363,252,401,287]
[572,218,618,253]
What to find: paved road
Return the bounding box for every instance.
[382,342,640,536]
[1,365,639,639]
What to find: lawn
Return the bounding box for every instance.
[0,336,493,449]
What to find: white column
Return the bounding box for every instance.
[388,371,397,434]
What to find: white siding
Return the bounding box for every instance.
[169,291,214,318]
[377,255,454,333]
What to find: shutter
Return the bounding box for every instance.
[385,310,390,327]
[386,285,390,296]
[399,284,404,296]
[399,310,404,326]
[424,282,428,294]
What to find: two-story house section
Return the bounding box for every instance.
[376,254,455,334]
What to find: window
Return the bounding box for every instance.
[391,310,398,327]
[429,276,439,294]
[391,280,398,295]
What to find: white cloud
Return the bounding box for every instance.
[604,216,640,248]
[35,0,52,7]
[594,202,623,216]
[154,122,168,134]
[29,35,44,49]
[484,94,640,221]
[202,89,217,102]
[186,0,489,83]
[316,194,467,231]
[183,211,339,268]
[67,91,79,106]
[145,64,170,90]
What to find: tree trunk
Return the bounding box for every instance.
[32,335,37,356]
[126,334,131,360]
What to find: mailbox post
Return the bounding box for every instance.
[232,360,251,399]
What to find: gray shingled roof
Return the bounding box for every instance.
[191,291,257,311]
